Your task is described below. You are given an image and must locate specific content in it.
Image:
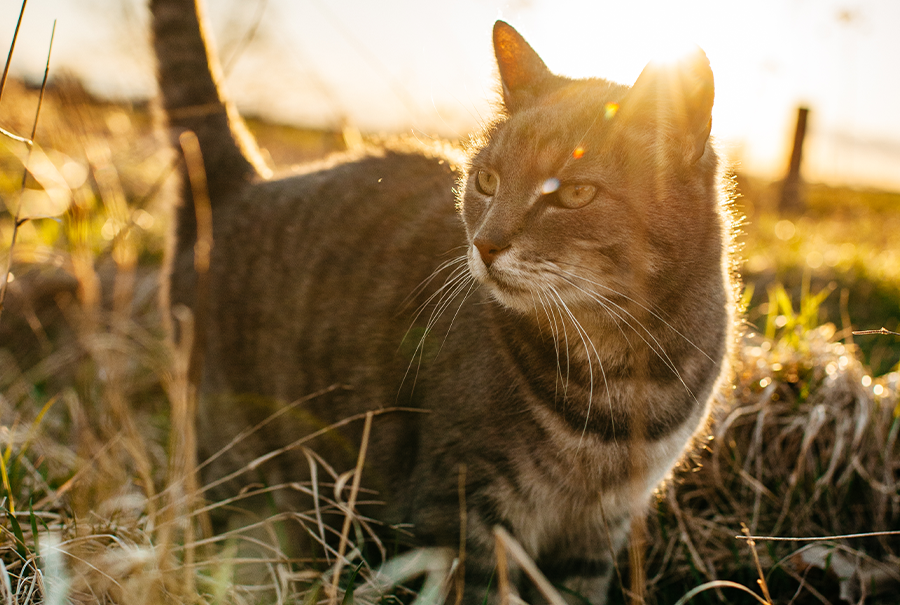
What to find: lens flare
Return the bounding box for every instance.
[572,147,585,159]
[604,102,619,120]
[541,178,560,194]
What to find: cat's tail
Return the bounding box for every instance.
[151,0,270,209]
[152,0,271,327]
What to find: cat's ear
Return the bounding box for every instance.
[622,47,714,164]
[493,21,554,113]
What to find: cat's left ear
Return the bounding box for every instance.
[493,21,554,113]
[622,47,715,164]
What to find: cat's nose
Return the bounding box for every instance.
[474,239,510,267]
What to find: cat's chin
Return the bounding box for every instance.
[486,282,537,315]
[467,252,539,315]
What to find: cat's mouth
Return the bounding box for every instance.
[467,250,545,313]
[487,269,529,294]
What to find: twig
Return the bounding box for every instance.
[741,524,774,605]
[628,513,647,605]
[151,384,346,517]
[0,20,55,327]
[494,529,511,605]
[737,530,900,542]
[178,130,212,388]
[200,407,425,499]
[852,328,900,336]
[493,526,567,605]
[0,0,28,104]
[0,126,30,145]
[330,410,374,605]
[455,464,467,605]
[172,129,214,595]
[672,580,771,605]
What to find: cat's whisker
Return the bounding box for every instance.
[553,277,700,406]
[404,272,479,394]
[418,270,473,339]
[573,106,606,157]
[405,261,479,377]
[434,275,480,357]
[544,290,572,399]
[547,285,616,448]
[535,290,567,400]
[403,255,469,315]
[531,292,557,397]
[403,252,468,305]
[542,292,568,397]
[583,285,682,379]
[549,288,601,448]
[557,275,699,405]
[554,265,715,363]
[424,271,474,334]
[397,265,474,401]
[555,273,681,375]
[541,266,632,347]
[403,261,470,342]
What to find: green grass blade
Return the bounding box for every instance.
[3,505,30,562]
[29,499,40,564]
[0,464,13,517]
[302,581,322,605]
[13,395,58,472]
[341,561,365,605]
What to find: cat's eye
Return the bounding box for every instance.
[475,170,499,196]
[556,184,597,209]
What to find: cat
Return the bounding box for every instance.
[152,0,736,602]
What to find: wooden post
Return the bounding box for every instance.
[779,106,810,214]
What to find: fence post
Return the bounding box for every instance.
[779,106,810,214]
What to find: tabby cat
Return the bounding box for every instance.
[152,0,735,602]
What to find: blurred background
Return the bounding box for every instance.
[4,0,900,188]
[2,0,900,371]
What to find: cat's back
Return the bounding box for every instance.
[201,146,464,398]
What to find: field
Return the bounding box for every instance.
[1,73,899,605]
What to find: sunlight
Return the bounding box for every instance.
[641,34,701,68]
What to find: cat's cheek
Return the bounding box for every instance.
[460,195,488,232]
[466,244,490,282]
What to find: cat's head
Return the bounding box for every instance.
[460,21,721,317]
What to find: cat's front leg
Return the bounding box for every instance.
[523,511,631,605]
[526,558,616,605]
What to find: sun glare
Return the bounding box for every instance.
[642,35,701,67]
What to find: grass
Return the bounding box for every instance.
[0,73,898,604]
[737,174,900,375]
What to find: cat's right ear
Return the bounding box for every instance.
[620,47,715,164]
[493,21,553,113]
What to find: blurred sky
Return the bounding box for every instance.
[2,0,900,189]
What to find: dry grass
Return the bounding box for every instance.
[1,70,898,604]
[638,314,900,604]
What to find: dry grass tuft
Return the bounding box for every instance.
[640,304,900,604]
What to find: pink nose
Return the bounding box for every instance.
[474,239,509,267]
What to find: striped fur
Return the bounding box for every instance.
[153,2,735,603]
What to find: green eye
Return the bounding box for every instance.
[475,170,499,196]
[556,183,597,209]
